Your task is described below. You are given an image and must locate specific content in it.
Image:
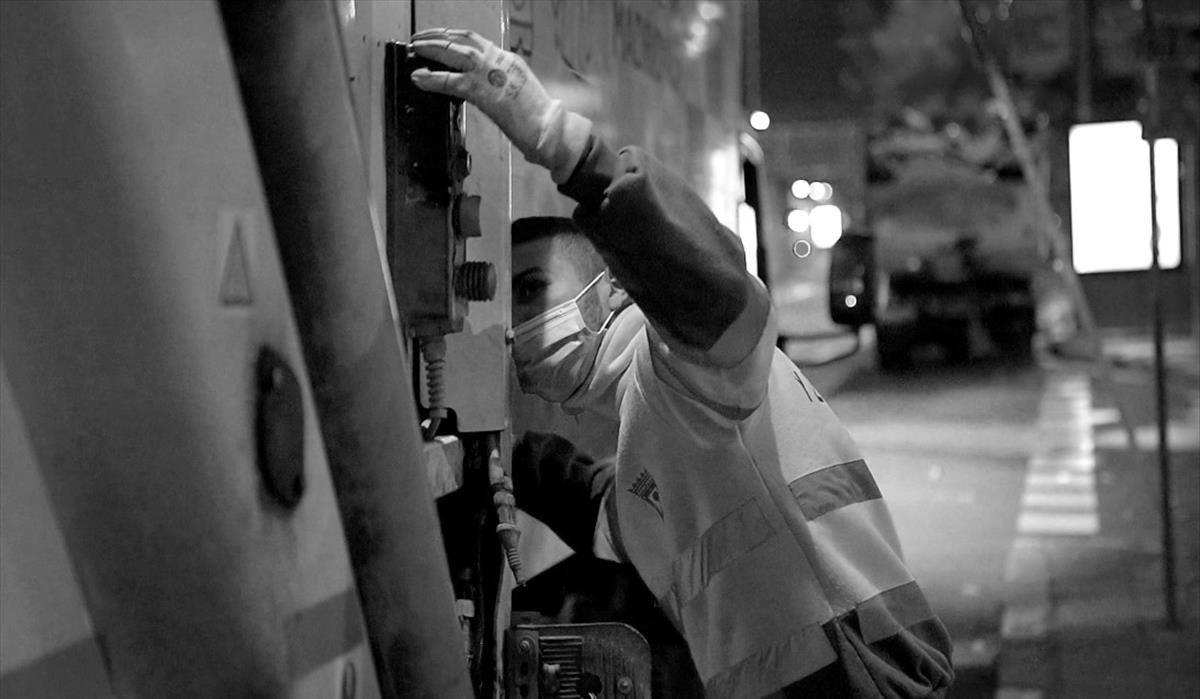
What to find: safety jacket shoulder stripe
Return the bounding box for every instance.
[667,497,775,608]
[788,458,881,520]
[703,623,837,699]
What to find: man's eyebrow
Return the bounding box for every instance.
[512,268,545,282]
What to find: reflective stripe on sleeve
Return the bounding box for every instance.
[702,622,837,699]
[855,580,938,645]
[0,637,112,698]
[788,459,881,520]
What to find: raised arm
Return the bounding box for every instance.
[558,135,771,367]
[409,29,771,369]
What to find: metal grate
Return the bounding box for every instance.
[539,635,583,698]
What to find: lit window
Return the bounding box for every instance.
[1069,121,1180,273]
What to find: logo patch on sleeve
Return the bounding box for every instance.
[628,470,664,519]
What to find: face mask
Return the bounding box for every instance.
[512,272,613,402]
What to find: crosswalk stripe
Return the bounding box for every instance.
[1017,511,1100,535]
[1020,491,1098,510]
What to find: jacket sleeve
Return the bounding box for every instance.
[513,431,614,555]
[558,130,775,412]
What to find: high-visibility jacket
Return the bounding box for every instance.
[550,130,954,697]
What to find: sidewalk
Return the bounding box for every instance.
[995,335,1200,698]
[1101,329,1200,387]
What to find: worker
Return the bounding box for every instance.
[507,216,706,695]
[411,29,954,697]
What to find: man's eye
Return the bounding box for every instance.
[515,279,547,301]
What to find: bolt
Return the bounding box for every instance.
[455,261,496,301]
[617,676,633,694]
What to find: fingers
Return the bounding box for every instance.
[410,27,489,52]
[409,40,481,72]
[410,27,448,40]
[410,68,470,98]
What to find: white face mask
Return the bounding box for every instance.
[512,271,613,403]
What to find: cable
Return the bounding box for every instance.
[419,335,447,440]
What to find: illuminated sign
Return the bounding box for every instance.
[1069,121,1180,274]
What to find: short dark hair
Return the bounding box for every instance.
[512,216,605,279]
[511,216,580,246]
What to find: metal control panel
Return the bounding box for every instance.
[506,623,652,699]
[384,42,494,338]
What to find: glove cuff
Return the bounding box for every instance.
[528,100,593,185]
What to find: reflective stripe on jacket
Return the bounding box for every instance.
[576,309,952,697]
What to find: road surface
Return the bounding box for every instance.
[825,357,1043,696]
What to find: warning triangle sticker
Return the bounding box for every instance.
[219,220,253,306]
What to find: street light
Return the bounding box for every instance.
[786,209,810,233]
[749,110,770,131]
[790,179,811,199]
[810,181,833,202]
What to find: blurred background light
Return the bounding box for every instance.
[697,0,723,21]
[810,181,833,202]
[810,204,843,248]
[737,202,759,278]
[790,179,811,199]
[749,110,770,131]
[786,208,811,233]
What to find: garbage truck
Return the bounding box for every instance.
[830,135,1043,370]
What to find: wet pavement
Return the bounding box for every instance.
[805,333,1200,698]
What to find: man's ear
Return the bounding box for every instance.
[603,271,630,312]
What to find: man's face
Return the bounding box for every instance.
[513,234,620,332]
[511,237,593,327]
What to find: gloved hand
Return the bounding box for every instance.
[409,28,590,183]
